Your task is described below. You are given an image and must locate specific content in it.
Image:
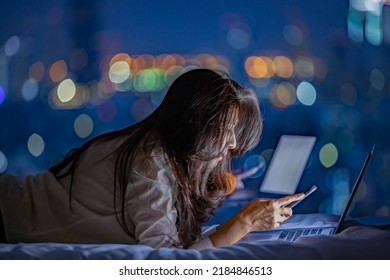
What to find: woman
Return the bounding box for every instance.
[0,69,303,249]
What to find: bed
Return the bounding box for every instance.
[1,213,389,260]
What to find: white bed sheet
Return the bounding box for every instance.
[1,214,389,260]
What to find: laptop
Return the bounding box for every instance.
[243,141,374,243]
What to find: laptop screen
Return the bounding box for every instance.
[334,145,374,233]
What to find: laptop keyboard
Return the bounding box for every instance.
[277,228,323,242]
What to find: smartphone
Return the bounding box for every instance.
[289,185,317,208]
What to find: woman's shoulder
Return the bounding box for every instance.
[133,133,168,168]
[131,133,176,182]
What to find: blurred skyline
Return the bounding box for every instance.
[1,0,390,218]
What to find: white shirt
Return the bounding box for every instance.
[0,135,215,249]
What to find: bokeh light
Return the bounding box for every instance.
[87,81,107,105]
[74,84,90,106]
[22,78,39,101]
[354,180,368,202]
[296,81,317,106]
[313,57,328,79]
[131,55,147,73]
[348,7,364,43]
[319,143,338,168]
[164,65,185,85]
[331,168,351,214]
[109,61,131,84]
[226,27,251,49]
[273,56,293,78]
[49,60,68,83]
[260,148,275,166]
[294,56,315,80]
[50,83,89,109]
[375,206,390,216]
[245,56,275,78]
[97,99,117,123]
[350,0,366,12]
[28,62,45,82]
[57,79,76,103]
[196,53,229,72]
[369,68,385,90]
[100,53,231,93]
[0,85,5,105]
[366,11,382,46]
[4,35,20,56]
[98,72,116,95]
[134,68,166,92]
[261,57,275,77]
[0,150,8,173]
[283,25,303,45]
[159,54,177,70]
[74,114,94,138]
[269,82,296,108]
[27,133,45,157]
[131,97,156,122]
[110,53,131,67]
[248,76,270,89]
[150,90,166,106]
[243,154,266,179]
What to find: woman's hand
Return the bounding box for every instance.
[235,194,305,231]
[209,193,304,247]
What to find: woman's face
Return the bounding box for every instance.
[209,117,238,167]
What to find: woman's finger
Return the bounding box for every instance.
[280,206,293,218]
[275,193,305,207]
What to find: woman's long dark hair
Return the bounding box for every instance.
[49,69,263,248]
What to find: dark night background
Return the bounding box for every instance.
[1,0,390,222]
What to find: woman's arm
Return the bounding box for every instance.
[209,193,304,246]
